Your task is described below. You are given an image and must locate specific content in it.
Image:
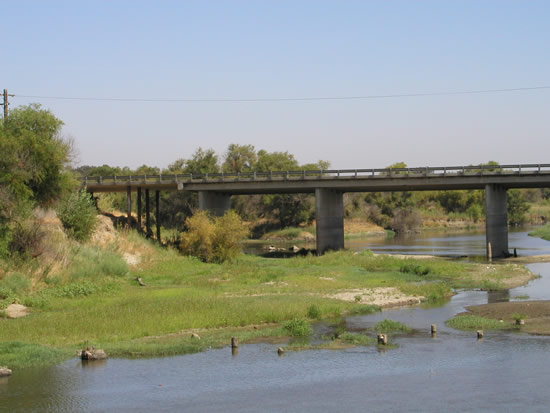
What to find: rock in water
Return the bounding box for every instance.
[0,367,12,377]
[79,347,108,360]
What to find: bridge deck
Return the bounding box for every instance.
[83,164,550,194]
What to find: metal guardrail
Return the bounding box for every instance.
[82,163,550,186]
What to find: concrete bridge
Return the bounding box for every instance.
[84,163,550,257]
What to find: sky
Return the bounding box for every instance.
[3,1,549,170]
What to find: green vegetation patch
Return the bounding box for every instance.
[0,342,71,370]
[283,318,312,337]
[375,319,412,333]
[446,314,515,331]
[529,224,550,241]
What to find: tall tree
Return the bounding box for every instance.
[222,144,257,173]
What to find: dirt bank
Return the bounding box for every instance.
[463,300,550,335]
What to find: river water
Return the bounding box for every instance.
[2,231,550,412]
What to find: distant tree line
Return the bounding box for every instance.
[76,151,541,235]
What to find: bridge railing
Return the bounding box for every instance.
[82,163,550,186]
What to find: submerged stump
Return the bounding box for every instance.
[377,334,388,345]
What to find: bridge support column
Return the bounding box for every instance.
[485,184,508,258]
[126,186,132,228]
[145,189,151,238]
[315,188,344,255]
[155,190,161,242]
[137,187,142,234]
[199,192,231,217]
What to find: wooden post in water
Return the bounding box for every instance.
[377,334,388,345]
[431,324,437,337]
[477,330,484,339]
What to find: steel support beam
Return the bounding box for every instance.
[315,188,344,255]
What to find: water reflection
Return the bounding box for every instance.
[487,289,510,303]
[246,228,550,258]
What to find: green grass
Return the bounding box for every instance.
[529,224,550,241]
[375,319,412,333]
[446,315,516,331]
[260,226,315,240]
[0,342,71,370]
[0,235,535,368]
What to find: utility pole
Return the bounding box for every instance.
[2,89,14,118]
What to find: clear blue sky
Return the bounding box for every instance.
[3,1,549,169]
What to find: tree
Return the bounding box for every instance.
[184,148,220,175]
[222,144,257,173]
[0,104,75,257]
[179,210,249,263]
[507,189,530,226]
[2,104,75,205]
[255,150,299,172]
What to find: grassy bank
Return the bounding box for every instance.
[529,223,550,241]
[0,230,535,369]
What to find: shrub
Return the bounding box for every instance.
[55,281,97,298]
[400,262,431,276]
[306,304,322,319]
[9,218,45,257]
[0,273,31,295]
[389,208,422,234]
[57,189,97,241]
[375,319,411,333]
[180,210,249,263]
[283,318,312,337]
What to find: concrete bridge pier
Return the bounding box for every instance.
[198,191,231,217]
[315,188,344,255]
[485,184,509,258]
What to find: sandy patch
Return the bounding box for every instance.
[327,287,423,308]
[5,304,30,319]
[123,252,141,266]
[91,215,118,246]
[373,253,437,260]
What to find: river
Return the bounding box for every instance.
[2,231,550,412]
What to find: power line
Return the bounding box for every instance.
[12,85,550,103]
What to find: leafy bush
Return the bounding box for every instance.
[180,210,249,263]
[57,189,97,241]
[283,318,312,337]
[389,208,422,234]
[400,262,431,276]
[375,319,411,333]
[0,273,31,295]
[306,304,322,319]
[55,281,97,298]
[9,216,45,257]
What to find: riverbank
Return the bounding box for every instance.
[0,222,537,370]
[529,223,550,241]
[448,300,550,335]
